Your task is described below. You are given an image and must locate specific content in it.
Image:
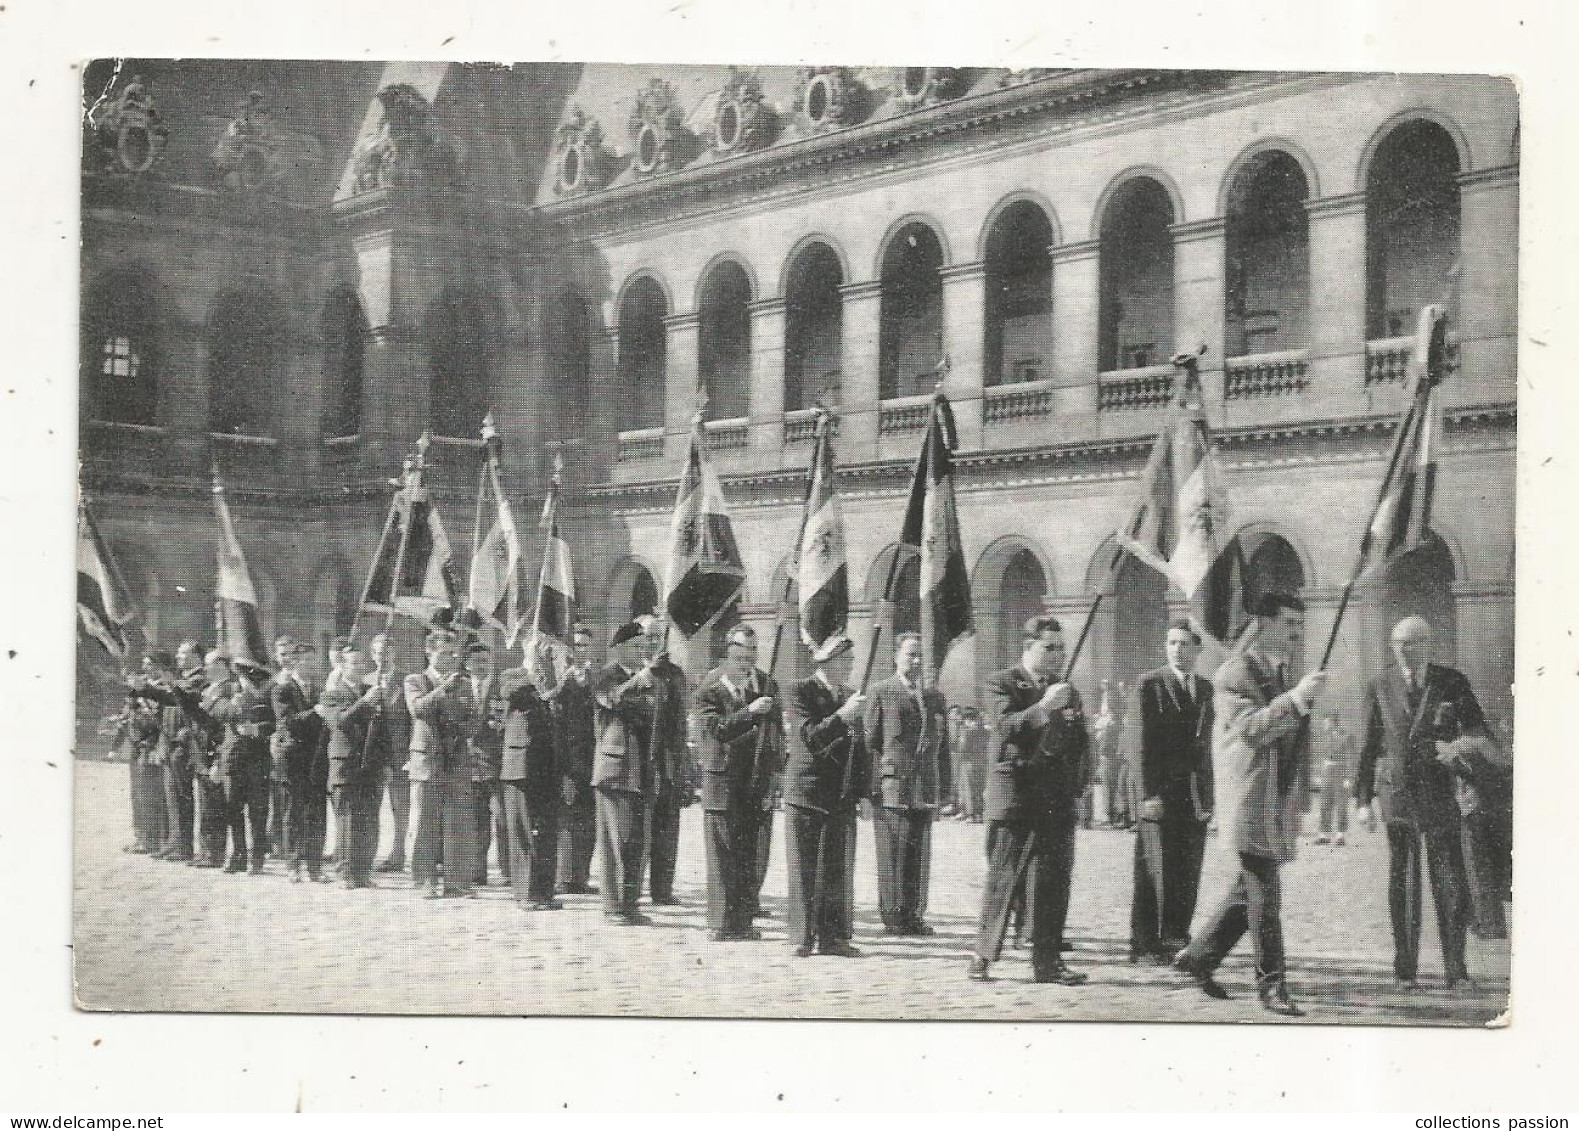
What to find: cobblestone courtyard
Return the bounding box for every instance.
[72,761,1509,1024]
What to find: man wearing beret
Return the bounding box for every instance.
[694,624,784,941]
[592,620,663,925]
[787,635,867,957]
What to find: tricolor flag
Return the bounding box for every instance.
[467,416,522,634]
[664,412,746,638]
[212,468,270,670]
[360,458,462,624]
[1115,359,1243,645]
[898,391,973,675]
[796,408,848,654]
[1367,304,1449,565]
[77,498,139,658]
[527,454,577,655]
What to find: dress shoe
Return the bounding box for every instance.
[1172,953,1230,999]
[1334,834,1346,846]
[1258,980,1304,1017]
[819,941,861,958]
[967,957,993,982]
[1033,962,1088,986]
[908,922,936,937]
[736,928,764,941]
[530,899,563,911]
[1446,974,1481,993]
[619,911,652,926]
[224,860,247,874]
[792,944,814,958]
[649,896,681,906]
[1129,951,1174,967]
[311,871,332,883]
[423,886,445,899]
[376,858,405,873]
[247,860,266,875]
[709,929,732,942]
[191,858,219,869]
[1394,976,1420,991]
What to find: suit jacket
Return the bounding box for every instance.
[983,665,1089,824]
[1125,665,1214,823]
[789,673,869,814]
[270,671,324,777]
[365,667,412,774]
[404,668,478,784]
[1356,661,1486,831]
[208,677,275,778]
[694,667,783,812]
[592,662,657,797]
[470,672,506,782]
[319,669,384,787]
[497,667,557,786]
[546,666,596,785]
[863,674,951,810]
[1213,648,1309,862]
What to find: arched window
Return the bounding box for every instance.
[879,222,945,400]
[698,260,752,420]
[83,271,160,427]
[867,545,922,642]
[547,288,591,440]
[1366,121,1462,339]
[1098,178,1175,371]
[997,549,1049,671]
[427,288,491,439]
[1241,532,1308,673]
[630,567,658,620]
[617,278,668,433]
[1226,152,1310,357]
[208,288,284,437]
[784,242,844,413]
[1375,531,1457,667]
[320,289,367,439]
[984,202,1054,386]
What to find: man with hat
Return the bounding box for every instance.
[271,634,329,882]
[406,620,482,898]
[787,634,868,957]
[968,615,1090,985]
[316,637,386,888]
[497,635,562,910]
[694,623,784,941]
[591,619,665,925]
[637,614,690,907]
[548,624,599,896]
[863,632,951,937]
[209,650,277,874]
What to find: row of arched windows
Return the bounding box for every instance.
[607,117,1466,433]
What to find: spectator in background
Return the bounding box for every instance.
[953,708,987,823]
[1314,716,1357,846]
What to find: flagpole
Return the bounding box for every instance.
[349,493,400,644]
[383,433,430,632]
[518,450,563,656]
[468,414,491,606]
[484,419,518,645]
[765,404,830,681]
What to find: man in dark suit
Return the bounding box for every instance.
[1356,614,1485,989]
[694,624,783,941]
[318,638,386,888]
[967,615,1090,985]
[549,624,599,895]
[1174,593,1325,1016]
[192,649,235,867]
[123,650,192,862]
[497,638,561,910]
[209,654,276,875]
[1126,619,1215,963]
[370,633,413,873]
[787,635,868,957]
[467,640,510,887]
[636,615,690,906]
[271,636,328,883]
[592,621,663,925]
[863,631,950,936]
[405,624,481,899]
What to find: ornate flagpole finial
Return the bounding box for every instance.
[552,449,565,485]
[415,430,432,464]
[933,354,952,394]
[480,412,497,444]
[210,458,223,494]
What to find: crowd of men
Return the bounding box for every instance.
[110,595,1512,1016]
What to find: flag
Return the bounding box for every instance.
[529,457,577,654]
[796,409,848,654]
[77,498,138,658]
[1367,304,1448,564]
[898,391,972,674]
[360,476,462,623]
[466,420,521,634]
[664,413,746,638]
[1114,364,1242,645]
[212,469,269,670]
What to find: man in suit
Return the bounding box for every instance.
[1314,716,1356,846]
[1173,593,1325,1016]
[406,624,481,899]
[209,653,276,875]
[694,624,783,941]
[637,615,690,906]
[467,640,510,887]
[1356,615,1485,989]
[368,633,412,873]
[787,635,868,957]
[192,649,235,868]
[863,632,950,936]
[122,651,186,862]
[317,638,387,888]
[169,640,208,864]
[549,624,599,896]
[497,637,562,910]
[271,635,328,883]
[592,621,663,925]
[967,615,1090,985]
[1126,619,1215,964]
[952,708,988,823]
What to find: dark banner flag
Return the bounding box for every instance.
[212,468,270,672]
[1368,304,1449,565]
[360,455,461,625]
[526,453,577,656]
[796,409,848,655]
[467,415,522,635]
[76,498,139,659]
[899,391,973,677]
[664,412,746,638]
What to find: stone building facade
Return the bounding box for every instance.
[79,63,1517,737]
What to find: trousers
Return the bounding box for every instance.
[646,786,682,901]
[1129,817,1207,955]
[556,778,597,891]
[873,807,933,931]
[1386,821,1471,981]
[224,757,270,867]
[332,778,381,883]
[471,780,509,883]
[784,805,852,950]
[382,769,411,867]
[596,787,649,915]
[704,801,758,935]
[501,779,559,905]
[974,815,1077,972]
[1183,852,1286,982]
[411,777,478,892]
